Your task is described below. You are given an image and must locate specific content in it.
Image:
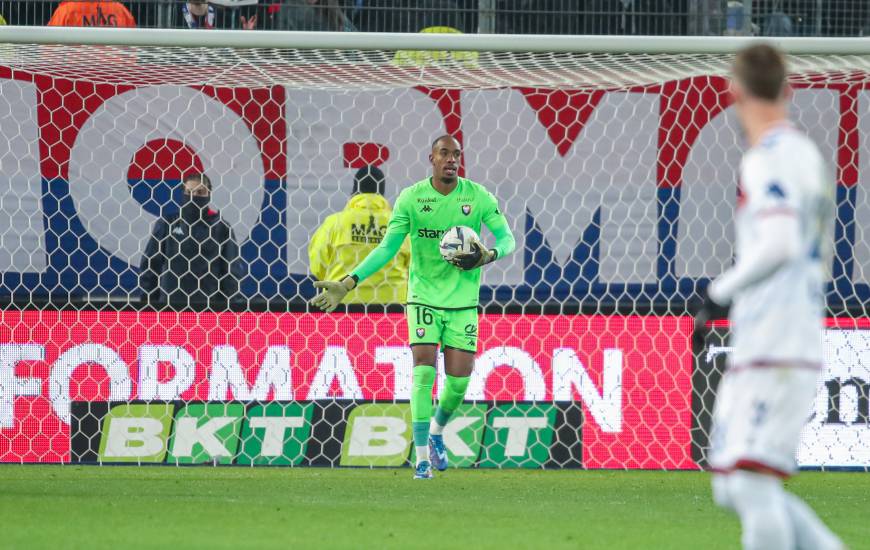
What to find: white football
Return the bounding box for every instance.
[439,225,478,263]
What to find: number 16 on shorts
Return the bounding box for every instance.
[407,305,479,353]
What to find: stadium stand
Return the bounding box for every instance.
[0,1,866,36]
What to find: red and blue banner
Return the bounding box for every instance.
[1,69,869,305]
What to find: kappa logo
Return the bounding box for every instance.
[172,226,185,237]
[416,328,426,338]
[461,205,471,216]
[421,205,433,213]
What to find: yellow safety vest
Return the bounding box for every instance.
[309,193,409,304]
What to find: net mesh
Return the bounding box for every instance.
[1,36,869,469]
[3,43,870,88]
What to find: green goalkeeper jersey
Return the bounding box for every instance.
[350,177,515,309]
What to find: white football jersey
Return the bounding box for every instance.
[728,124,834,367]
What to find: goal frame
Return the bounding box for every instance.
[0,25,869,470]
[1,26,870,55]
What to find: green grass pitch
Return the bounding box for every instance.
[1,467,867,549]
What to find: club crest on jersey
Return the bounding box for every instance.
[461,204,471,216]
[416,328,426,338]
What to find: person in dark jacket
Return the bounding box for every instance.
[269,0,355,31]
[139,173,243,309]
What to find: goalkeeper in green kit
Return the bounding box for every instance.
[312,135,515,479]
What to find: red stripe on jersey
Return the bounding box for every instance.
[708,459,792,479]
[732,459,791,478]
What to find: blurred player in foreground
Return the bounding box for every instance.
[311,135,515,479]
[694,44,842,550]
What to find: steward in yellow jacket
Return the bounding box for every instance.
[309,166,409,304]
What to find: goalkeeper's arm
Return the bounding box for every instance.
[311,229,406,312]
[485,212,516,262]
[311,193,410,312]
[452,194,516,270]
[350,229,407,285]
[482,191,516,262]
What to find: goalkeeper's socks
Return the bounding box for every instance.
[410,365,436,465]
[430,408,449,435]
[429,375,470,435]
[412,423,429,467]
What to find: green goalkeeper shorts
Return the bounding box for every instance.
[407,304,478,353]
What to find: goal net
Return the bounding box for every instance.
[1,28,869,469]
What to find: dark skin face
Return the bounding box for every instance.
[429,136,461,194]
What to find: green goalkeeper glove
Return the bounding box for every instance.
[312,277,356,312]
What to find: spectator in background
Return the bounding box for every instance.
[48,1,136,28]
[763,11,794,36]
[724,0,758,35]
[179,1,257,30]
[355,0,473,33]
[498,0,585,35]
[408,0,473,34]
[140,173,243,309]
[309,166,409,304]
[269,0,356,31]
[181,1,218,28]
